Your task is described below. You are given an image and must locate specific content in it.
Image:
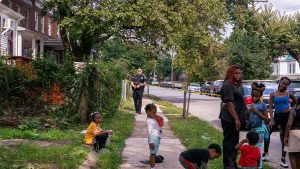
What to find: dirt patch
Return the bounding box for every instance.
[0,117,20,127]
[0,139,72,148]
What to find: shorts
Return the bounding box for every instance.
[284,130,300,152]
[150,136,161,155]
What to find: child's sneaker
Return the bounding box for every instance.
[280,158,288,168]
[139,160,149,164]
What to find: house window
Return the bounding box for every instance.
[25,10,29,28]
[48,19,51,36]
[8,1,12,8]
[35,12,39,31]
[288,63,296,74]
[41,16,45,33]
[16,5,21,13]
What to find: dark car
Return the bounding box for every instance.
[288,80,300,96]
[243,82,278,108]
[200,81,213,93]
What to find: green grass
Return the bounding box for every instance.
[0,127,84,143]
[0,143,88,169]
[96,110,135,169]
[121,99,135,112]
[144,94,174,107]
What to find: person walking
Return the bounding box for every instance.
[219,65,245,169]
[131,68,147,114]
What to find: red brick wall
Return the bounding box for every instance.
[1,0,59,39]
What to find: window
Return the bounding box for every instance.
[35,11,39,31]
[8,1,12,8]
[41,16,45,33]
[288,63,296,74]
[25,10,29,28]
[16,5,21,13]
[48,18,51,36]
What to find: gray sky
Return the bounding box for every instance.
[224,0,300,38]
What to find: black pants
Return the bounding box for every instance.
[264,112,289,158]
[133,90,143,113]
[221,119,240,169]
[94,133,108,151]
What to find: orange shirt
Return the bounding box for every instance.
[84,122,102,145]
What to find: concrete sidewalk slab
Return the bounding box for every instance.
[120,98,186,169]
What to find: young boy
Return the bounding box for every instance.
[236,131,261,169]
[145,103,162,169]
[179,144,222,169]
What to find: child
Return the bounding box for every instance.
[179,144,222,169]
[84,112,113,152]
[246,82,269,168]
[236,131,261,169]
[145,103,162,169]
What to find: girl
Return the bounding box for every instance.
[264,77,297,168]
[84,112,113,152]
[145,103,162,169]
[284,100,300,169]
[246,83,269,169]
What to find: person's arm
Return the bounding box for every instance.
[147,120,155,149]
[140,75,147,87]
[284,110,296,145]
[268,93,275,127]
[235,139,248,149]
[253,107,269,122]
[227,102,241,130]
[131,81,136,89]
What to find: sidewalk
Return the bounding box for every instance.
[120,98,186,169]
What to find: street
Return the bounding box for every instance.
[148,86,287,169]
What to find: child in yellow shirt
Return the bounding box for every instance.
[84,112,113,152]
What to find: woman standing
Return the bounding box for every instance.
[264,77,297,168]
[219,65,245,169]
[284,103,300,169]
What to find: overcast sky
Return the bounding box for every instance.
[224,0,300,37]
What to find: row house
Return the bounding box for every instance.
[0,0,64,64]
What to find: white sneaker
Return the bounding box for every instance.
[280,158,289,168]
[262,153,270,162]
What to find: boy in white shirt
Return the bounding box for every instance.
[145,103,162,169]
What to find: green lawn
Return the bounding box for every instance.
[0,104,135,169]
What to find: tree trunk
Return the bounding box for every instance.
[182,90,187,119]
[186,90,191,118]
[79,89,88,124]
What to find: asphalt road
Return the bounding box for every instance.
[147,86,288,169]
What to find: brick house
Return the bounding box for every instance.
[0,0,64,64]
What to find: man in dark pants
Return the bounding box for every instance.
[131,68,147,114]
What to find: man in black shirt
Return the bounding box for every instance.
[179,144,222,169]
[131,68,147,114]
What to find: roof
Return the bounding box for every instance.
[0,3,24,20]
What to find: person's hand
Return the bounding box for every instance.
[235,119,241,131]
[149,143,155,150]
[268,118,275,127]
[284,137,289,146]
[242,138,249,143]
[137,85,140,88]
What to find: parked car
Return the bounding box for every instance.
[242,82,278,108]
[151,80,159,86]
[288,79,300,96]
[160,81,172,88]
[173,81,182,89]
[210,80,223,94]
[188,83,201,92]
[200,81,213,93]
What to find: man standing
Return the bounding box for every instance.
[131,68,147,114]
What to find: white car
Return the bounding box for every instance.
[188,83,201,92]
[151,80,159,85]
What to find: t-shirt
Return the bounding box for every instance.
[131,74,146,91]
[239,145,261,167]
[146,118,162,143]
[219,81,246,123]
[249,102,267,128]
[180,149,210,168]
[84,122,101,145]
